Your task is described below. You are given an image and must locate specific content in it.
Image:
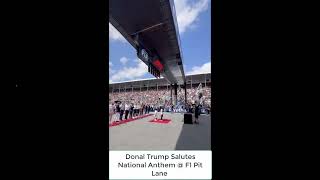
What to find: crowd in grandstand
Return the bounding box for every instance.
[109,88,170,106]
[109,84,211,123]
[109,86,211,106]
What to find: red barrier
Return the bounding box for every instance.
[109,114,153,127]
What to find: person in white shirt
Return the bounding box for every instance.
[115,102,121,122]
[109,104,113,123]
[135,104,140,117]
[154,109,158,120]
[119,103,125,121]
[124,102,130,120]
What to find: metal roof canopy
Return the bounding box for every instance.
[109,73,211,89]
[109,0,186,85]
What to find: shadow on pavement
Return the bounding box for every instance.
[175,114,211,150]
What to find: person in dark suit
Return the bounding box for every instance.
[129,103,134,119]
[194,103,200,124]
[145,104,148,114]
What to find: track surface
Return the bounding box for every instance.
[109,112,211,150]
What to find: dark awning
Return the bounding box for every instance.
[109,0,186,85]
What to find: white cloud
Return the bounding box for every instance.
[109,68,116,74]
[110,60,148,82]
[109,23,126,42]
[109,61,116,74]
[186,61,211,75]
[174,0,209,34]
[119,57,129,65]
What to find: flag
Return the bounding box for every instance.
[197,83,202,91]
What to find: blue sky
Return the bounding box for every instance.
[109,0,211,83]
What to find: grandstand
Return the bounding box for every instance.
[109,72,211,108]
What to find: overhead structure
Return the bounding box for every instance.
[109,0,186,85]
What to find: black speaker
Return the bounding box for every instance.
[184,113,193,124]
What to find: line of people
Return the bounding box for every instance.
[110,102,154,123]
